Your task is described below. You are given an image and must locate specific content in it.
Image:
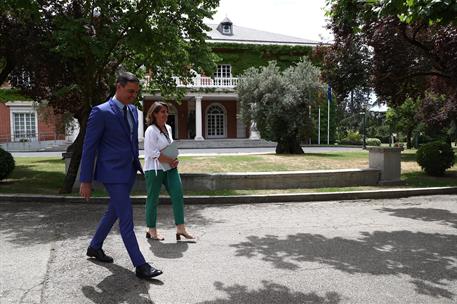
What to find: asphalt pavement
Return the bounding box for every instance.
[1,195,457,304]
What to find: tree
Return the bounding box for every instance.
[325,0,457,137]
[237,58,324,154]
[385,97,419,148]
[1,0,219,192]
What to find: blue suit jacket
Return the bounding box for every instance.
[80,99,143,184]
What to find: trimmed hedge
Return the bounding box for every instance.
[0,148,15,181]
[340,131,361,145]
[366,138,381,146]
[416,141,455,176]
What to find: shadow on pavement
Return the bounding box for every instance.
[380,207,457,229]
[147,239,191,259]
[0,202,219,247]
[81,261,162,304]
[230,231,457,299]
[196,281,341,304]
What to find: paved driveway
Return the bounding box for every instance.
[1,195,456,303]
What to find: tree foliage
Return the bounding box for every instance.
[324,0,457,139]
[385,97,419,148]
[0,0,219,192]
[237,58,324,154]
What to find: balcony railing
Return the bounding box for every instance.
[173,76,238,88]
[143,75,238,89]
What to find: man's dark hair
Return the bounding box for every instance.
[116,72,139,86]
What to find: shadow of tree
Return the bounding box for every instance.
[81,261,162,304]
[381,207,457,229]
[402,171,457,187]
[401,153,417,162]
[1,164,65,194]
[230,231,457,299]
[196,281,341,304]
[34,159,65,164]
[0,202,220,247]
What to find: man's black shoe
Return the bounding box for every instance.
[86,246,114,263]
[136,263,163,279]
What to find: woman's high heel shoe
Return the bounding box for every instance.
[146,232,165,241]
[176,232,196,242]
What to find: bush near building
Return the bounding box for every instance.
[0,148,15,181]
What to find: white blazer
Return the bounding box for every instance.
[144,124,174,174]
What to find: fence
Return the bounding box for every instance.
[0,131,68,151]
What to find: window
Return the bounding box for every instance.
[222,24,231,34]
[214,64,232,79]
[13,112,36,140]
[206,104,226,138]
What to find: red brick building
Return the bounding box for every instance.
[0,99,65,143]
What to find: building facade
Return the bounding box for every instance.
[0,18,322,145]
[140,17,320,142]
[0,89,65,144]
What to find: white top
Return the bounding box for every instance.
[144,124,174,173]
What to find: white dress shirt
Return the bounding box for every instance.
[144,124,174,173]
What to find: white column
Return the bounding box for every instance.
[138,100,144,143]
[194,96,204,140]
[249,121,260,140]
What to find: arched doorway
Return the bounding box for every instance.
[206,103,226,138]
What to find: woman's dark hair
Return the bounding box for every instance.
[146,101,169,126]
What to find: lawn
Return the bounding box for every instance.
[1,149,456,195]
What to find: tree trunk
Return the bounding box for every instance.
[406,130,413,149]
[60,105,90,193]
[275,136,304,154]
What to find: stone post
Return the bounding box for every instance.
[367,147,404,184]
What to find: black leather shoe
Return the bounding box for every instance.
[136,263,163,279]
[86,246,114,263]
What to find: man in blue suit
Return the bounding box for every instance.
[80,72,162,279]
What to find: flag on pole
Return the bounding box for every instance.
[327,84,332,103]
[327,84,331,144]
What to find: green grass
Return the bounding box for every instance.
[1,150,456,196]
[0,157,66,194]
[402,171,457,187]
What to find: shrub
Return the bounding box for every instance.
[416,141,455,176]
[366,138,381,146]
[0,148,15,181]
[340,131,362,145]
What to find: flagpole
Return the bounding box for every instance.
[327,84,331,145]
[318,107,321,145]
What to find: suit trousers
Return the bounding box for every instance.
[145,168,185,228]
[89,169,146,267]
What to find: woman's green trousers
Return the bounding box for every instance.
[145,168,185,228]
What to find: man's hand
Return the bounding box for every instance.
[80,182,92,201]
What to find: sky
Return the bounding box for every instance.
[207,0,333,43]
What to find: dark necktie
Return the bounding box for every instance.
[123,105,128,123]
[123,105,131,130]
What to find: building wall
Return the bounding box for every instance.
[0,102,65,142]
[37,107,65,140]
[143,99,239,139]
[0,103,11,142]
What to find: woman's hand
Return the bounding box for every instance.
[171,159,179,168]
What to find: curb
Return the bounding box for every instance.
[1,187,456,205]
